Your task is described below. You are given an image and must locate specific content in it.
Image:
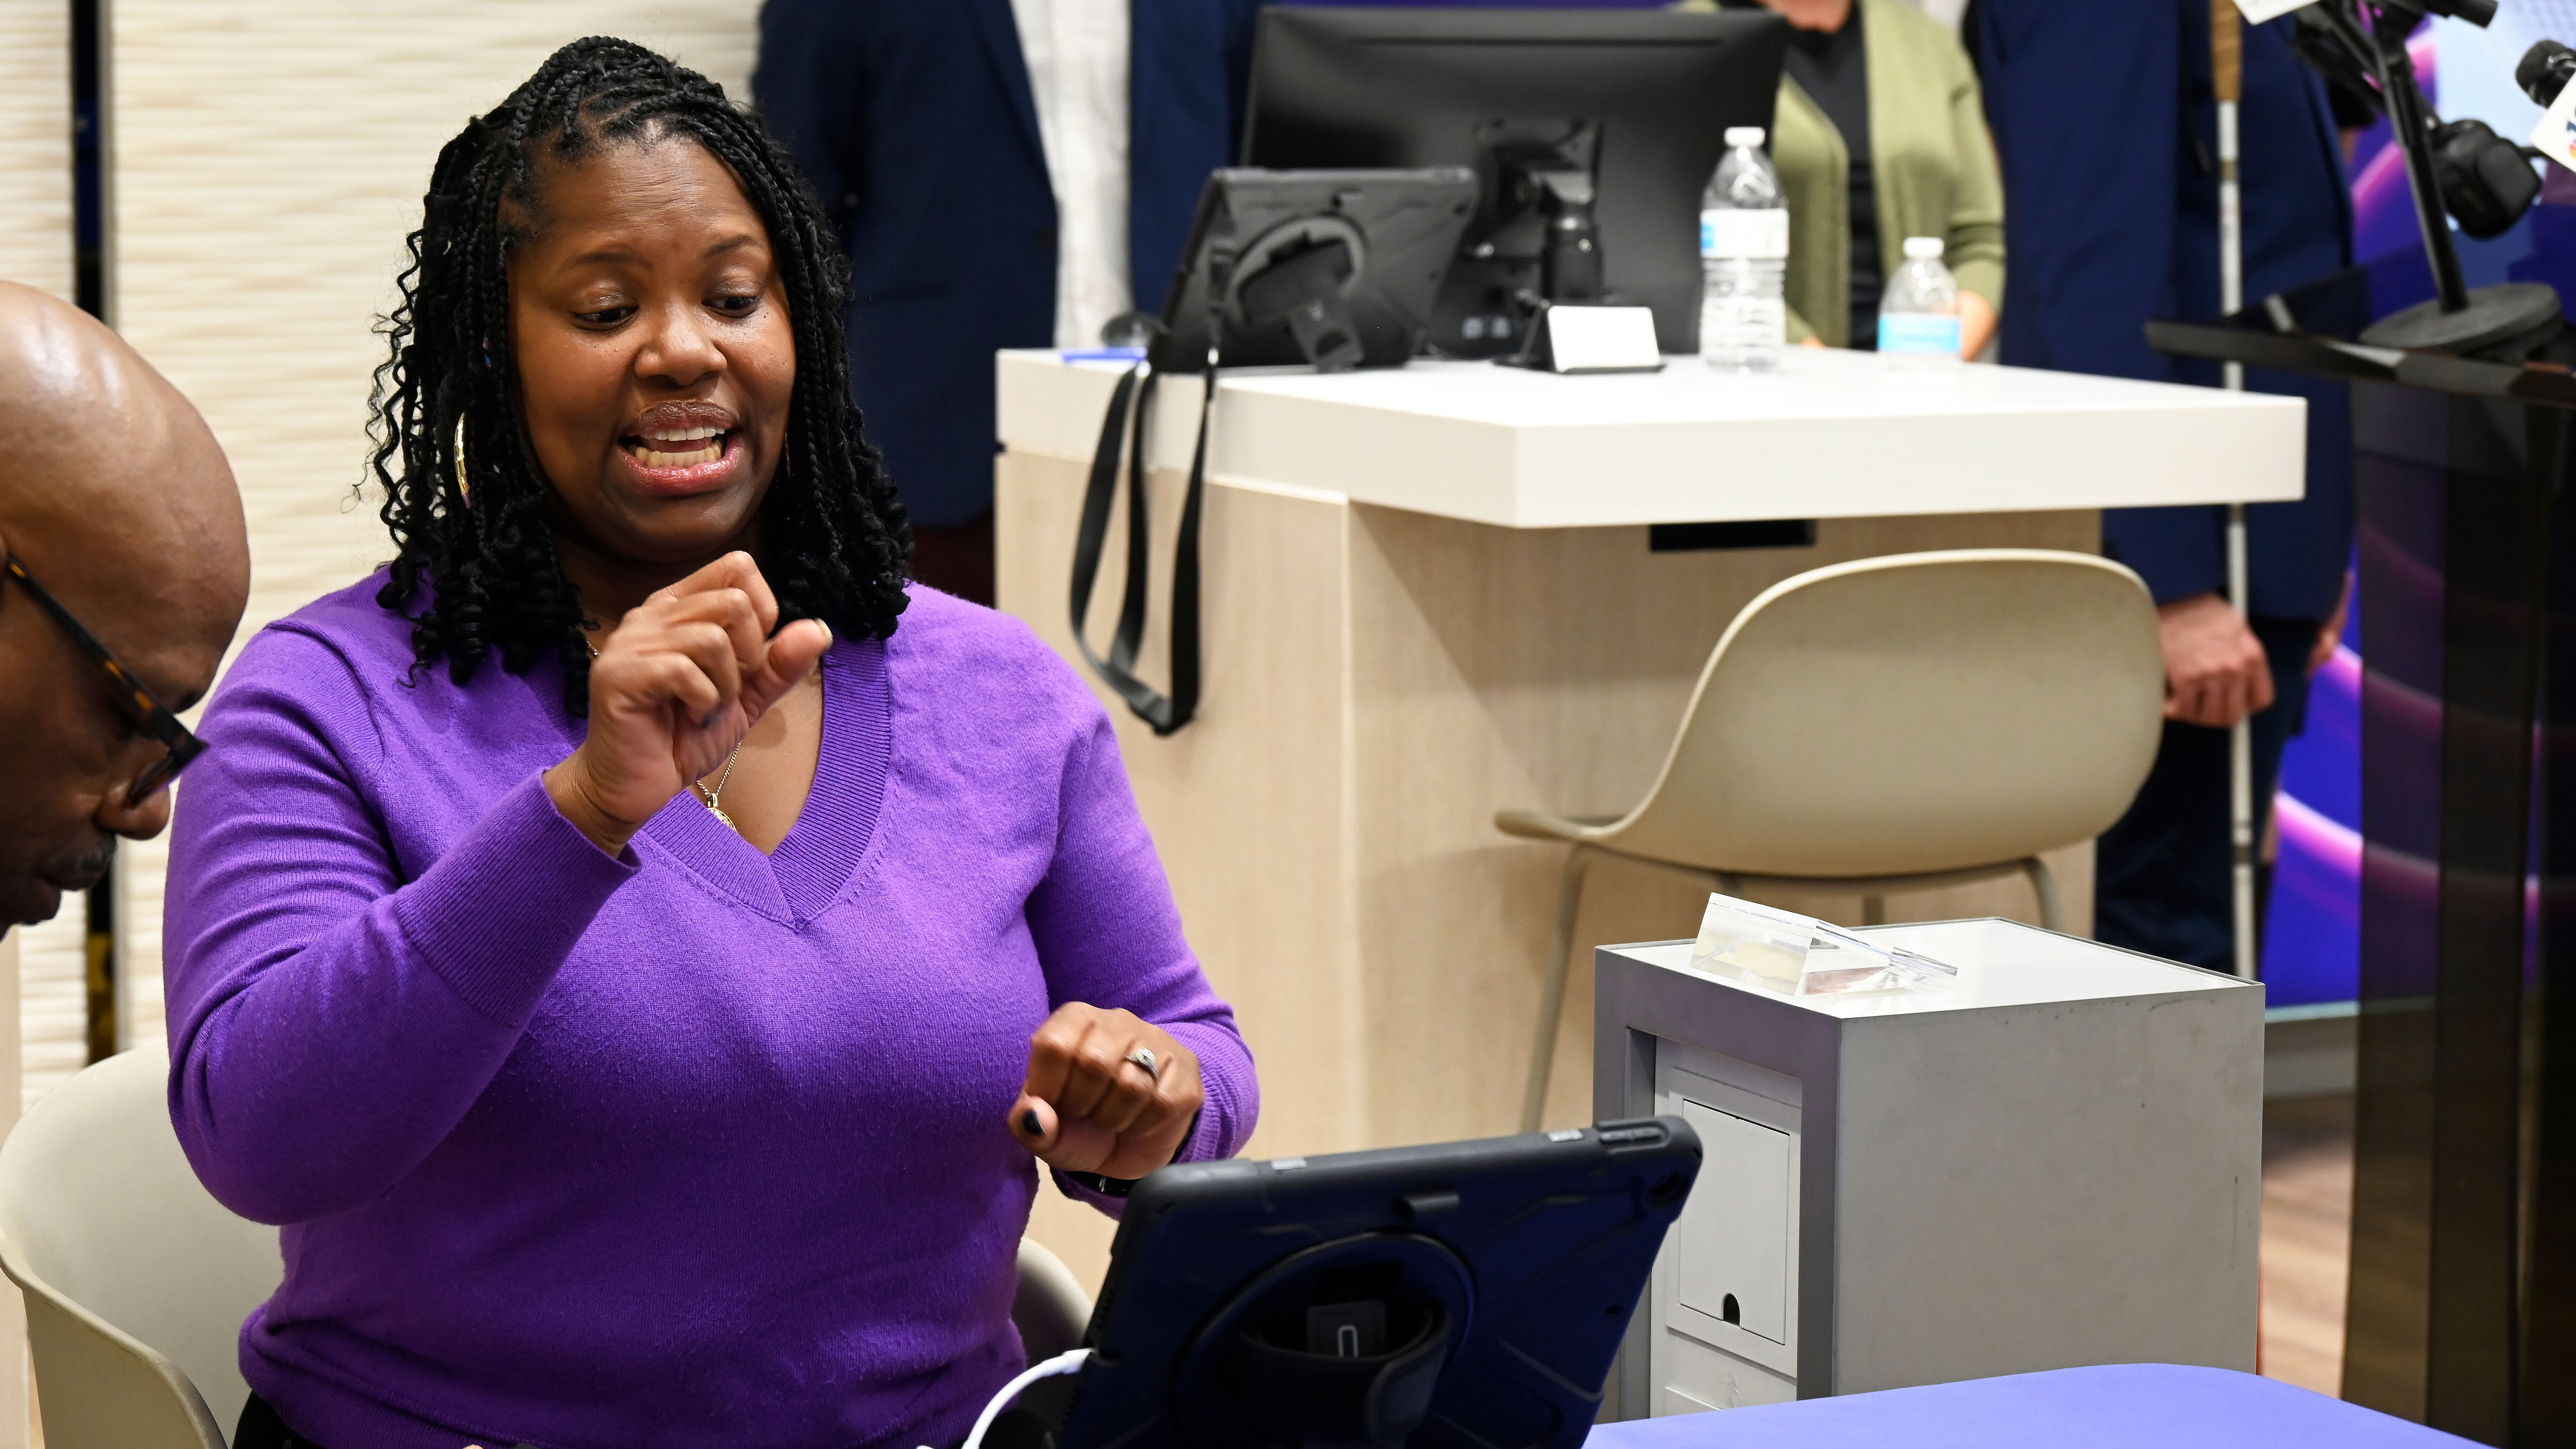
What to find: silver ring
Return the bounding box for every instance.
[1123,1046,1161,1082]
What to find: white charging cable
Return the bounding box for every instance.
[923,1346,1096,1449]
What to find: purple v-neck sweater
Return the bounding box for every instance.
[162,577,1255,1449]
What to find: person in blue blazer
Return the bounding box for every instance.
[756,0,1268,602]
[1971,0,2355,971]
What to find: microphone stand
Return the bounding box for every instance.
[2358,0,2469,312]
[2306,0,2561,352]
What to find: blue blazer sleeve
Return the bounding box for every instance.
[1978,0,2183,382]
[755,0,866,251]
[1979,0,2222,604]
[1128,0,1272,308]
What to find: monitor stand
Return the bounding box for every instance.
[1439,120,1605,355]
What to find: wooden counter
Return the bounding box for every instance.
[995,349,2304,1286]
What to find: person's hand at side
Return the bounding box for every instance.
[1959,291,1997,361]
[2159,590,2274,728]
[1011,1004,1204,1181]
[544,551,831,855]
[2309,576,2351,675]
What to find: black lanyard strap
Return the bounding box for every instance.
[1069,355,1216,736]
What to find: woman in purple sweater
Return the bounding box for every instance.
[162,40,1256,1449]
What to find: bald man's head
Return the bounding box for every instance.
[0,281,247,927]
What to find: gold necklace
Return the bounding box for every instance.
[692,745,745,833]
[585,632,746,835]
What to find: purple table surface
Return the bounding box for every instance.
[1583,1365,2478,1448]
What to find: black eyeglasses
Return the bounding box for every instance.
[5,553,207,802]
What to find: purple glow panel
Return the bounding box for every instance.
[2264,628,2363,1007]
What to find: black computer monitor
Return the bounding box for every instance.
[1244,7,1788,358]
[1056,1117,1702,1449]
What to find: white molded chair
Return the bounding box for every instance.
[1010,1235,1092,1362]
[1497,550,2165,1130]
[0,1045,270,1448]
[0,1046,1097,1448]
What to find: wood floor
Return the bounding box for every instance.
[2260,1093,2355,1396]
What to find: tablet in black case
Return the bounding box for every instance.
[1147,167,1479,374]
[1057,1117,1702,1449]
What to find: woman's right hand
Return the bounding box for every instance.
[543,551,831,855]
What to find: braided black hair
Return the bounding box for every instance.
[369,36,910,715]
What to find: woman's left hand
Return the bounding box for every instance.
[1010,1004,1203,1181]
[1959,291,1998,361]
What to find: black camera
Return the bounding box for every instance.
[2431,118,2543,239]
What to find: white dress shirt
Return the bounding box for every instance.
[1008,0,1136,348]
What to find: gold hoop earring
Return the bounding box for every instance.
[453,413,472,506]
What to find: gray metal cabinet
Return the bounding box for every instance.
[1594,918,2262,1418]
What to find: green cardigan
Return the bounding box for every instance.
[1681,0,2006,346]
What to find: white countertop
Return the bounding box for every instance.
[1609,918,2255,1021]
[996,348,2306,529]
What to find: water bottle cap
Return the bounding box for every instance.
[1724,126,1766,149]
[1902,236,1944,260]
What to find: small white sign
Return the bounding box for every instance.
[2534,70,2576,174]
[1544,305,1664,374]
[2233,0,2319,21]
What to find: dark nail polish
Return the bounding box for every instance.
[1022,1109,1043,1137]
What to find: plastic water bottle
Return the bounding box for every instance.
[1699,126,1788,371]
[1877,236,1963,366]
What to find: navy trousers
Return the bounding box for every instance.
[2093,615,2319,972]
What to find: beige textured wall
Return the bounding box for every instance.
[0,927,25,1449]
[4,0,88,1116]
[0,0,71,302]
[2,3,68,1437]
[109,0,763,1029]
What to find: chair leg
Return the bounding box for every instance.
[1522,846,1597,1135]
[1860,895,1887,926]
[2023,856,2064,932]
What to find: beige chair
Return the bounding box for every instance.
[0,1046,270,1448]
[0,1046,1097,1449]
[1497,549,2164,1130]
[1010,1235,1092,1362]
